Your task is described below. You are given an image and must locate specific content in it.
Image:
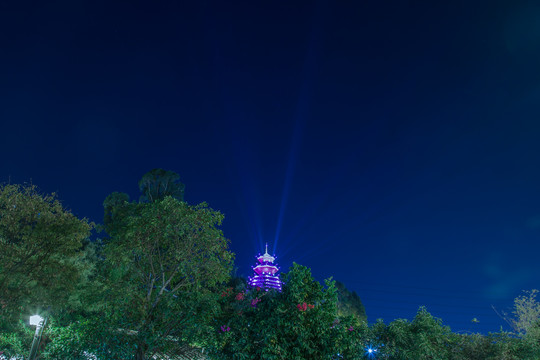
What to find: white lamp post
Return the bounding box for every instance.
[28,315,46,360]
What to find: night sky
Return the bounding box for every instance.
[2,0,540,334]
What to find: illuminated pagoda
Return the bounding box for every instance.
[248,243,282,291]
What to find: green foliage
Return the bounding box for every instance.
[330,316,370,360]
[98,195,234,359]
[39,318,96,360]
[39,315,135,360]
[511,289,540,340]
[441,330,540,360]
[103,191,131,234]
[371,307,453,359]
[138,168,185,203]
[207,273,540,360]
[335,280,367,323]
[210,263,343,360]
[368,309,540,360]
[0,183,92,325]
[0,319,33,359]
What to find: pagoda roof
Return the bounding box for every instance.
[257,243,275,263]
[253,263,278,275]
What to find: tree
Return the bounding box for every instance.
[511,290,540,340]
[99,195,234,360]
[445,331,540,360]
[138,168,185,203]
[103,191,131,232]
[0,183,92,323]
[370,307,453,360]
[335,280,367,323]
[0,183,92,359]
[369,308,540,360]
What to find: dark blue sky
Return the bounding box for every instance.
[2,0,540,333]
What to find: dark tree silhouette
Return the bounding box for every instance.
[138,168,185,203]
[335,280,367,322]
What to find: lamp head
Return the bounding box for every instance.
[29,315,43,326]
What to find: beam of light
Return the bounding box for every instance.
[208,1,328,261]
[273,152,359,262]
[273,116,303,254]
[233,161,266,255]
[272,2,324,254]
[203,9,271,259]
[282,113,490,262]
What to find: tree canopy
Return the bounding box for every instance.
[95,178,234,359]
[138,168,185,203]
[0,183,92,323]
[510,289,540,341]
[335,280,367,323]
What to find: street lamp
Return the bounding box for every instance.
[28,314,46,360]
[365,345,378,359]
[29,315,43,326]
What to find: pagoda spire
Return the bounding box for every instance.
[248,243,282,291]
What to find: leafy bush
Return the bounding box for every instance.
[0,319,32,360]
[209,263,343,360]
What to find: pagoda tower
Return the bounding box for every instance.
[248,243,282,291]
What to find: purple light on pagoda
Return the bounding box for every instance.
[248,243,282,291]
